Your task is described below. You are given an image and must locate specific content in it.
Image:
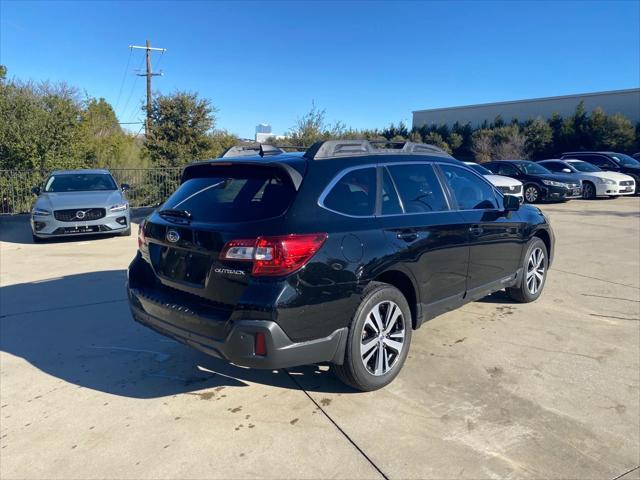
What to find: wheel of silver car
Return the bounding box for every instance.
[524,185,540,203]
[582,182,596,200]
[526,247,545,295]
[360,300,406,376]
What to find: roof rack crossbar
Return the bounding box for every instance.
[304,140,451,160]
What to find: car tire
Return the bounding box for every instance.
[333,282,412,391]
[120,226,132,236]
[582,181,596,200]
[32,234,43,244]
[524,184,541,204]
[506,237,548,303]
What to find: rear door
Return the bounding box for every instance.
[143,164,297,308]
[379,163,470,317]
[437,163,525,299]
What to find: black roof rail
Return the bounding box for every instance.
[221,144,285,158]
[304,139,452,160]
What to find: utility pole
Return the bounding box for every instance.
[129,40,166,136]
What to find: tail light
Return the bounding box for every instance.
[137,220,147,248]
[219,233,328,276]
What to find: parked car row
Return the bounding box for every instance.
[465,151,639,203]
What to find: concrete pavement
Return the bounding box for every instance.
[1,198,639,479]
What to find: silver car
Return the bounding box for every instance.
[30,169,131,242]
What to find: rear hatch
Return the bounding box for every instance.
[142,163,301,308]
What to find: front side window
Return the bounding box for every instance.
[517,161,552,175]
[439,164,498,210]
[583,155,610,167]
[387,164,448,213]
[44,173,117,192]
[493,163,519,176]
[323,167,376,216]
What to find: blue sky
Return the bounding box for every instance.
[1,0,639,138]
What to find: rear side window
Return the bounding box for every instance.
[323,167,376,217]
[162,167,295,222]
[439,164,498,210]
[387,164,448,213]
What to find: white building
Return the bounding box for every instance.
[412,88,640,129]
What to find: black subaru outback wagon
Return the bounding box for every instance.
[127,140,554,391]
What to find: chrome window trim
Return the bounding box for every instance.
[317,160,503,219]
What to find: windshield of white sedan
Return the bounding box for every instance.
[569,161,601,173]
[44,174,117,192]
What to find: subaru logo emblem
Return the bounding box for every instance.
[75,210,86,219]
[166,230,180,243]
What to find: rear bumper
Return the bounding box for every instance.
[128,285,347,369]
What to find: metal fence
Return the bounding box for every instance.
[0,168,183,214]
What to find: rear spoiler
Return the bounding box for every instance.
[181,160,304,190]
[221,144,285,158]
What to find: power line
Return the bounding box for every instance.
[114,47,133,112]
[120,53,145,123]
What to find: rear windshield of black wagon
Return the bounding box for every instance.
[162,166,296,223]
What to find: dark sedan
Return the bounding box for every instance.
[484,160,582,203]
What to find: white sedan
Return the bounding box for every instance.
[538,159,636,199]
[463,162,524,202]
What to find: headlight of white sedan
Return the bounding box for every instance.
[32,208,51,216]
[109,203,129,212]
[597,178,616,185]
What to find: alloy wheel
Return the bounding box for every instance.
[526,247,545,295]
[525,186,538,203]
[583,183,595,199]
[360,301,406,376]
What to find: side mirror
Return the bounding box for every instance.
[31,186,41,195]
[562,168,572,173]
[121,183,130,192]
[503,194,520,212]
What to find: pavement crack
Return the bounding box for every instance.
[581,293,640,303]
[589,314,640,322]
[0,298,127,318]
[611,465,639,480]
[502,341,605,362]
[285,369,388,480]
[553,269,639,290]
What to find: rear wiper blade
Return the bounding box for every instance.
[159,209,192,220]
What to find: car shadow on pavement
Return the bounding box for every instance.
[0,270,355,398]
[0,216,123,245]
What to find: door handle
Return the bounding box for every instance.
[396,231,419,242]
[469,226,483,236]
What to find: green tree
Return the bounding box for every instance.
[602,113,635,151]
[145,91,217,167]
[424,131,451,153]
[524,117,553,159]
